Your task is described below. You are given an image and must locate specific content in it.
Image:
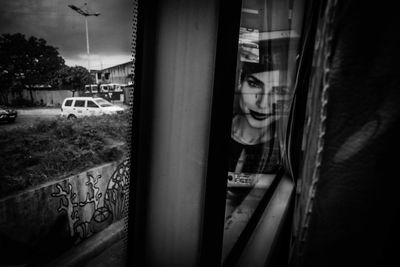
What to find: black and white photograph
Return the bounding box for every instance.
[1,0,400,267]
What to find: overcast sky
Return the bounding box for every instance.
[0,0,132,70]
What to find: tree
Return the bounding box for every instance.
[0,33,65,104]
[51,65,93,96]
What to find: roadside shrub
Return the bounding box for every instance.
[54,121,74,138]
[0,112,130,198]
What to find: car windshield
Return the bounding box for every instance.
[95,98,113,107]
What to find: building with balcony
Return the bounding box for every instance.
[95,61,133,85]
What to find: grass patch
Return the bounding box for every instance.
[0,112,130,198]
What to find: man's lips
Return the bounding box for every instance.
[249,110,272,120]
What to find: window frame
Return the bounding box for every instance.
[128,0,312,266]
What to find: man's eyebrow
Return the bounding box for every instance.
[246,75,264,86]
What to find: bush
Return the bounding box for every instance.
[0,112,130,198]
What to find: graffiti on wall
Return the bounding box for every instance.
[51,160,129,244]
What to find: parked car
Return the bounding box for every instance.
[61,97,124,119]
[0,106,17,123]
[84,84,99,93]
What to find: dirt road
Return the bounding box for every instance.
[0,108,61,131]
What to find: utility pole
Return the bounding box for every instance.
[68,3,100,75]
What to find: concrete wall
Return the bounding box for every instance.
[8,89,73,106]
[21,89,73,106]
[0,159,129,265]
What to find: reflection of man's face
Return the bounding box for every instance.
[239,70,281,129]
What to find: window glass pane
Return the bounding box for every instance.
[0,0,134,266]
[95,98,113,107]
[74,100,86,107]
[87,101,99,108]
[222,0,305,262]
[65,100,73,106]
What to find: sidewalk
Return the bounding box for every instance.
[44,219,126,267]
[83,236,127,267]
